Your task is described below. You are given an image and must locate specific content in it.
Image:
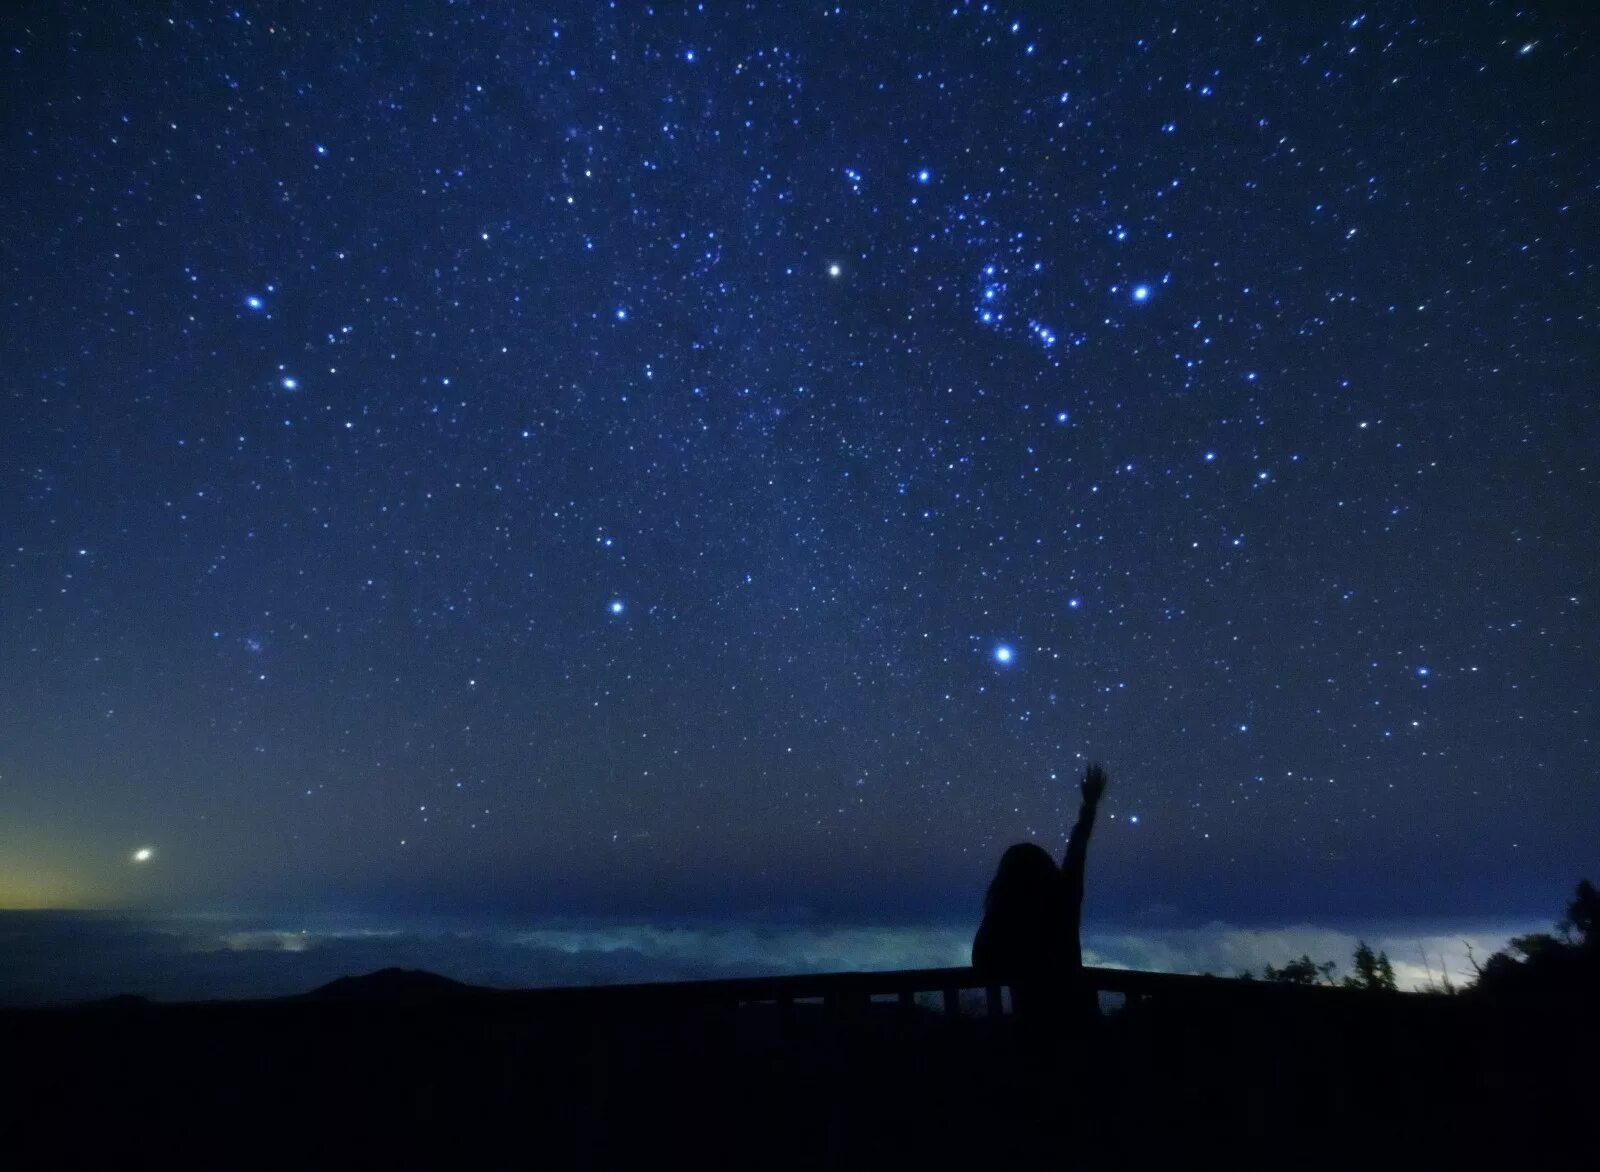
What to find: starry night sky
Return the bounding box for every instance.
[2,2,1595,932]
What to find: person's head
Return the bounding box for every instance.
[984,841,1060,918]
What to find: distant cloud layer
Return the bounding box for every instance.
[0,911,1540,1007]
[1085,922,1529,990]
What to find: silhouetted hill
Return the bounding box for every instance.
[80,993,153,1009]
[300,966,486,1004]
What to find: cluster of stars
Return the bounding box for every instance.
[0,0,1590,924]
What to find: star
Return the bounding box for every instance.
[1,0,1585,996]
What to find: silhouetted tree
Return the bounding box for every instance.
[1471,878,1600,998]
[1558,878,1599,948]
[1248,941,1396,989]
[1261,955,1338,986]
[1341,941,1397,991]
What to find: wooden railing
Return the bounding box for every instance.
[467,961,1411,1023]
[5,962,1412,1023]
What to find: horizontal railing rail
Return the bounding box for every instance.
[5,963,1419,1021]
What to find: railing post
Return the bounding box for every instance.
[584,1019,608,1162]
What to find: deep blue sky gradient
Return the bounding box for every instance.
[2,3,1595,931]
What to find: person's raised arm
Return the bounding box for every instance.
[1061,763,1107,913]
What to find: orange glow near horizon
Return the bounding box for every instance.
[0,833,142,910]
[0,871,96,910]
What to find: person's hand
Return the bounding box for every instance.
[1081,762,1108,806]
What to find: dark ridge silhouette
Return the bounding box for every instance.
[300,966,488,1004]
[79,993,154,1009]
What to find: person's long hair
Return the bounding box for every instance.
[984,841,1060,919]
[979,841,1071,975]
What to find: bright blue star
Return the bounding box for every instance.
[1056,411,1070,425]
[1067,597,1082,610]
[1204,451,1217,462]
[992,643,1016,665]
[245,295,264,311]
[609,599,625,615]
[1131,284,1152,302]
[614,307,628,321]
[915,168,932,185]
[280,376,299,391]
[1416,666,1430,677]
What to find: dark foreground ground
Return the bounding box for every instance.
[4,969,1595,1169]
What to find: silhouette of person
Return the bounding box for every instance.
[971,764,1109,1147]
[972,762,1106,1026]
